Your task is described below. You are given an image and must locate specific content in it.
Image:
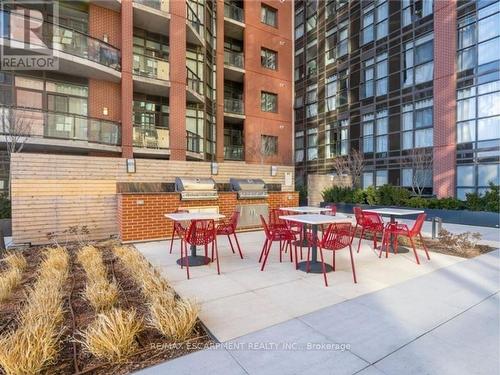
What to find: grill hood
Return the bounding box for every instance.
[175,177,218,200]
[230,178,268,199]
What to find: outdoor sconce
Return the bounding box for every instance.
[271,165,277,176]
[103,34,109,43]
[126,158,136,173]
[211,162,219,175]
[103,107,109,116]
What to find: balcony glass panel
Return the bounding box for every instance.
[133,54,169,80]
[224,50,244,68]
[224,2,244,22]
[186,130,201,153]
[224,98,244,114]
[134,0,169,12]
[133,126,169,149]
[224,145,244,160]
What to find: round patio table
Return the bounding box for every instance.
[279,206,333,247]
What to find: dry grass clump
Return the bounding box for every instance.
[114,246,199,341]
[0,252,27,302]
[77,245,119,311]
[79,308,143,363]
[0,247,69,375]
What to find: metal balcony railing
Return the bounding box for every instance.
[224,3,244,22]
[1,11,121,70]
[224,50,244,69]
[133,0,169,12]
[224,145,244,160]
[133,54,169,80]
[186,130,201,153]
[224,98,244,114]
[0,106,121,146]
[133,126,169,149]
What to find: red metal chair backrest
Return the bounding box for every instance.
[229,210,240,230]
[269,208,284,226]
[410,213,426,236]
[185,219,215,246]
[364,211,383,227]
[321,223,352,249]
[324,204,337,216]
[353,207,365,225]
[260,215,272,240]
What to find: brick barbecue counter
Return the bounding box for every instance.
[118,191,299,242]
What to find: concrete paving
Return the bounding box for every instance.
[135,249,499,375]
[135,230,463,342]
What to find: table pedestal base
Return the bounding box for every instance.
[297,261,333,273]
[176,255,211,267]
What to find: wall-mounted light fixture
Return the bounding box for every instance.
[126,158,136,173]
[271,165,277,176]
[103,107,109,116]
[211,162,219,175]
[103,34,109,43]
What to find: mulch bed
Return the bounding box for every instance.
[0,242,213,375]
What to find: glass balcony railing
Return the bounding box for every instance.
[224,145,244,160]
[0,11,121,70]
[133,0,169,12]
[0,106,121,146]
[133,126,169,149]
[133,54,170,80]
[186,130,201,153]
[224,50,244,69]
[187,67,203,95]
[224,98,244,114]
[224,3,244,22]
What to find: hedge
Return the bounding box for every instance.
[322,183,499,213]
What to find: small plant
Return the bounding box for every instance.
[77,245,119,311]
[79,308,143,363]
[438,229,482,254]
[149,297,200,341]
[0,252,26,301]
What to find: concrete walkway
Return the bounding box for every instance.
[136,249,499,375]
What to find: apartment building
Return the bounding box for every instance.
[0,0,293,191]
[294,0,500,199]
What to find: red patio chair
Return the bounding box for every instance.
[269,208,288,232]
[259,215,296,271]
[217,211,244,259]
[308,223,357,287]
[354,208,384,253]
[379,213,430,264]
[169,208,189,254]
[181,219,219,279]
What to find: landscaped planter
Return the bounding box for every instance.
[320,202,500,228]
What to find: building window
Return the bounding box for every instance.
[295,6,304,39]
[294,47,304,81]
[361,1,388,45]
[306,84,318,118]
[326,119,349,158]
[363,172,374,188]
[362,110,388,154]
[338,69,349,107]
[402,0,433,26]
[261,134,278,155]
[261,48,277,70]
[402,98,434,149]
[295,131,304,162]
[325,27,336,65]
[403,33,434,87]
[306,38,317,78]
[261,4,277,27]
[457,164,500,199]
[325,74,337,112]
[307,128,318,161]
[337,21,349,57]
[261,91,277,112]
[361,52,388,98]
[306,0,317,32]
[326,0,335,19]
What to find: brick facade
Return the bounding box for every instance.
[118,192,299,242]
[88,79,121,122]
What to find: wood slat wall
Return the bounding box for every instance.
[11,153,295,245]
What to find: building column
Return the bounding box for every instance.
[215,0,225,162]
[433,0,457,198]
[169,0,187,160]
[120,0,133,158]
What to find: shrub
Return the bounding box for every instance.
[322,186,355,204]
[466,183,500,212]
[149,297,200,341]
[365,186,378,205]
[352,188,367,204]
[0,195,10,219]
[406,197,429,208]
[438,197,465,210]
[376,185,411,206]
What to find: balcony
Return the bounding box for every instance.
[224,50,245,82]
[133,126,169,155]
[224,98,244,115]
[224,3,244,40]
[0,106,121,152]
[186,130,203,158]
[224,145,244,161]
[186,3,204,46]
[133,54,170,96]
[186,67,204,103]
[133,0,170,36]
[0,12,121,82]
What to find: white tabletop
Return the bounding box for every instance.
[279,214,353,225]
[279,206,332,213]
[363,208,424,216]
[165,212,225,221]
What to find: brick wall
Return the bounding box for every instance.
[88,80,121,122]
[118,191,299,242]
[88,4,121,48]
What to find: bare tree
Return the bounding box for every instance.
[331,149,365,188]
[406,148,433,196]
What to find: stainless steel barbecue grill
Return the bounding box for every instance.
[175,177,218,200]
[229,178,268,199]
